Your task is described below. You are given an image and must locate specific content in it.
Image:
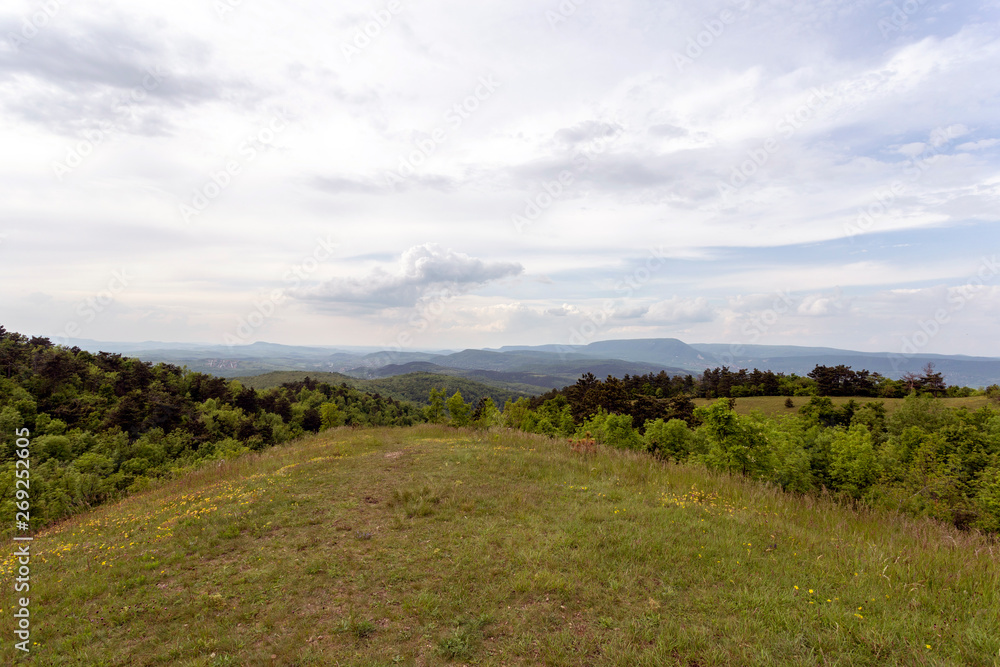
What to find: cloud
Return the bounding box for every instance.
[554,120,623,147]
[957,139,999,152]
[643,296,714,324]
[311,175,382,195]
[796,290,850,317]
[0,15,240,135]
[545,305,576,316]
[647,123,689,139]
[293,244,523,309]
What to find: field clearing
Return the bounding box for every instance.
[2,425,998,665]
[694,395,992,417]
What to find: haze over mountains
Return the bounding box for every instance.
[69,337,1000,390]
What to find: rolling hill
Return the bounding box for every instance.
[8,424,997,664]
[237,370,540,406]
[65,336,1000,386]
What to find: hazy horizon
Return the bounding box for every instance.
[33,333,1000,361]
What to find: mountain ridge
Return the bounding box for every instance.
[59,336,1000,386]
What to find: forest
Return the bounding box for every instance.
[0,326,422,529]
[2,324,999,535]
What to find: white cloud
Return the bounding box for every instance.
[292,244,523,309]
[796,290,849,317]
[957,139,1000,151]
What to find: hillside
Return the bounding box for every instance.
[423,350,691,386]
[349,361,614,392]
[494,337,710,368]
[5,425,997,664]
[238,370,540,406]
[237,370,362,390]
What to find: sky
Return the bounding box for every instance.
[1,0,999,357]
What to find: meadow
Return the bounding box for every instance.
[3,424,998,665]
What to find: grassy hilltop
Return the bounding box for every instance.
[3,425,998,665]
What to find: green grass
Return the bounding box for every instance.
[694,395,991,417]
[3,425,999,665]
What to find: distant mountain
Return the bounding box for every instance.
[358,351,443,366]
[493,337,709,368]
[62,336,1000,387]
[689,343,872,360]
[347,355,690,391]
[686,343,1000,387]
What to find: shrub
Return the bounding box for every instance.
[643,418,690,461]
[578,409,642,450]
[828,424,881,498]
[694,399,772,477]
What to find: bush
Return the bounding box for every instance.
[767,425,814,493]
[828,424,881,498]
[694,399,772,477]
[578,409,642,450]
[643,418,690,461]
[974,467,1000,533]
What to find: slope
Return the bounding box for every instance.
[5,425,997,665]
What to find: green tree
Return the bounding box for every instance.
[473,397,501,429]
[578,409,642,450]
[446,390,471,427]
[767,425,813,493]
[828,424,881,498]
[425,388,446,423]
[320,402,343,430]
[694,398,771,477]
[974,466,1000,533]
[643,418,690,461]
[985,384,1000,405]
